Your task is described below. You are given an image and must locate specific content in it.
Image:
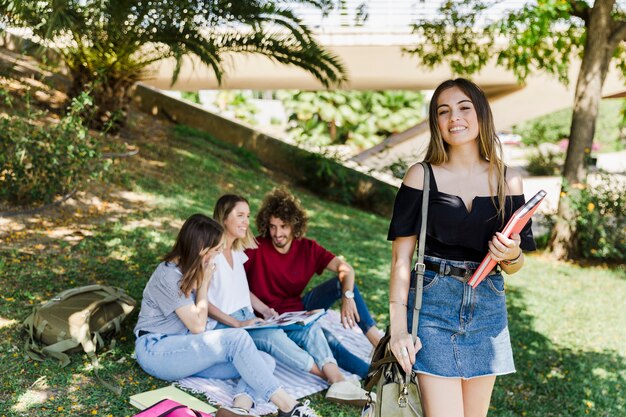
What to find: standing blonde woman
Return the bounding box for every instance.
[387,79,536,417]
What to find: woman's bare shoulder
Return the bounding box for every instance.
[506,166,524,194]
[403,162,426,189]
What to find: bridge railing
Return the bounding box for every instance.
[291,1,536,34]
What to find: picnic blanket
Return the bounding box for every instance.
[177,310,373,415]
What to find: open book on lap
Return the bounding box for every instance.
[468,189,547,288]
[243,309,326,330]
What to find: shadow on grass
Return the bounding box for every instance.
[492,285,625,417]
[0,222,176,414]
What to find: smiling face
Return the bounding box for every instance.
[436,86,480,148]
[268,216,294,253]
[223,201,250,241]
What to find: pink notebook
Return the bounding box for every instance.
[133,398,214,417]
[468,189,547,288]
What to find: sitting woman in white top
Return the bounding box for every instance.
[133,213,319,417]
[209,194,371,407]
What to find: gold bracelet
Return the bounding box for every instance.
[501,250,522,266]
[389,300,407,307]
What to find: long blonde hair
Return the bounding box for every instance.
[163,214,223,297]
[424,78,508,221]
[213,194,258,251]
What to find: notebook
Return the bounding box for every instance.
[129,385,216,414]
[242,309,326,330]
[468,189,547,288]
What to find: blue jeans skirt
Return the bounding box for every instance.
[407,255,515,379]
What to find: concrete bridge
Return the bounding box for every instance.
[141,1,626,168]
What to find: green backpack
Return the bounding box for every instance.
[23,284,136,367]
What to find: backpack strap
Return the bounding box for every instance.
[23,310,46,362]
[41,339,80,367]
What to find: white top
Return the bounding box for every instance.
[206,250,253,330]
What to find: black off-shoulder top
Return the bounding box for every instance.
[387,163,536,262]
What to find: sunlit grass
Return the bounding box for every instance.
[1,117,624,416]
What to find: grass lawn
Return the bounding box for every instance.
[1,110,625,417]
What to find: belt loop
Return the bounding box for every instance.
[440,261,447,275]
[464,269,472,281]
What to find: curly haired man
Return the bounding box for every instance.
[244,188,383,404]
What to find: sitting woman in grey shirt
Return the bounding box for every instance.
[134,213,319,417]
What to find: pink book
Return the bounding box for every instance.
[132,398,214,417]
[467,190,547,288]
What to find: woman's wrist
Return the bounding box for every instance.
[501,249,523,266]
[389,300,408,308]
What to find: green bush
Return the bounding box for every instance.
[300,151,352,204]
[525,147,563,176]
[0,92,105,206]
[567,175,626,262]
[513,99,626,151]
[278,90,426,150]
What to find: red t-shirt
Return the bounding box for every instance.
[244,236,336,313]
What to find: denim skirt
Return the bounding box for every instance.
[407,255,515,379]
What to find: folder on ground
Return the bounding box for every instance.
[468,189,547,288]
[129,384,216,414]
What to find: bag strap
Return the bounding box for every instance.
[405,161,430,385]
[156,405,203,417]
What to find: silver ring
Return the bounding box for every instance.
[400,348,408,357]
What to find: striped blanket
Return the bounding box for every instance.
[177,310,373,415]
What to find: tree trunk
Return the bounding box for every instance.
[551,2,614,259]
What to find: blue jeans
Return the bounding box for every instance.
[302,277,375,378]
[135,328,280,402]
[215,308,318,372]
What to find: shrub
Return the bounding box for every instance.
[512,99,626,152]
[525,146,563,176]
[567,175,626,262]
[300,151,352,204]
[278,90,426,150]
[0,92,105,206]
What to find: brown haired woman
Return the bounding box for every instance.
[387,79,536,417]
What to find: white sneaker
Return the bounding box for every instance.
[347,376,361,387]
[325,380,375,407]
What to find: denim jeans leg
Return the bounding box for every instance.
[302,277,377,334]
[322,327,370,379]
[134,328,281,402]
[284,323,337,370]
[214,308,315,373]
[213,307,250,330]
[248,327,314,372]
[197,351,277,404]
